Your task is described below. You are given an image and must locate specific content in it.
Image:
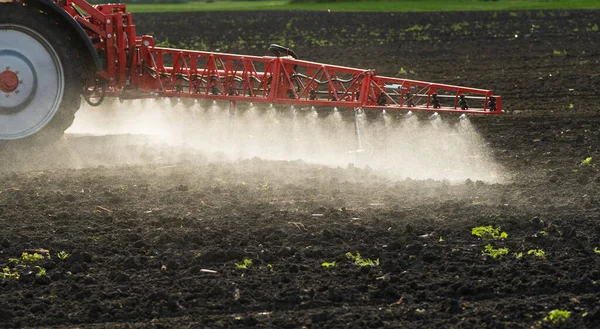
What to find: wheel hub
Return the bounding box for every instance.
[0,69,19,93]
[0,50,36,112]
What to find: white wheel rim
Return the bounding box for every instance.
[0,24,65,140]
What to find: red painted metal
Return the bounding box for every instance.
[18,0,503,114]
[0,70,19,93]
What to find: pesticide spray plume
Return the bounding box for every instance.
[65,99,505,183]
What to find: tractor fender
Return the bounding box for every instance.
[24,0,101,71]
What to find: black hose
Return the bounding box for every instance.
[83,80,106,107]
[268,44,298,59]
[269,44,299,72]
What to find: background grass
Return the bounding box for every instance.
[122,0,600,13]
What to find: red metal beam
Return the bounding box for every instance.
[54,0,502,114]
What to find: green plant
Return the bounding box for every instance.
[3,251,50,280]
[1,267,19,280]
[471,226,508,240]
[21,252,44,263]
[543,309,570,323]
[580,156,594,167]
[439,236,444,242]
[514,252,523,259]
[235,258,253,269]
[57,251,69,260]
[345,252,379,267]
[482,244,509,259]
[528,249,546,257]
[553,49,566,56]
[451,21,469,31]
[35,266,47,277]
[321,261,336,268]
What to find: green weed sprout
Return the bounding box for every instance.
[553,49,567,56]
[57,251,69,260]
[580,156,594,167]
[1,267,19,280]
[345,252,379,267]
[528,249,546,258]
[594,247,600,254]
[482,244,509,259]
[234,258,253,269]
[471,226,508,240]
[543,309,570,323]
[514,252,523,259]
[439,236,444,242]
[35,266,47,277]
[21,252,44,263]
[321,261,336,268]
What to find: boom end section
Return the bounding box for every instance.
[369,78,503,115]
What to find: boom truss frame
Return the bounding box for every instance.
[50,0,503,114]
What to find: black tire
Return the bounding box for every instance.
[0,3,83,149]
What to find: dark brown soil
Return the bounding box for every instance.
[1,9,600,329]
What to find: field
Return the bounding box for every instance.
[122,0,600,13]
[1,6,600,329]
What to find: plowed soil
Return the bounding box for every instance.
[1,9,600,329]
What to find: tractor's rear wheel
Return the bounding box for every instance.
[0,3,83,146]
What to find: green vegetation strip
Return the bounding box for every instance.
[124,0,600,13]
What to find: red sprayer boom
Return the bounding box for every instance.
[61,0,502,113]
[0,0,502,143]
